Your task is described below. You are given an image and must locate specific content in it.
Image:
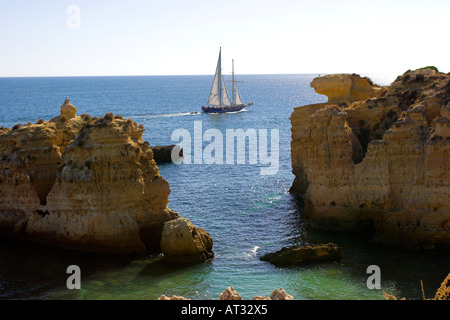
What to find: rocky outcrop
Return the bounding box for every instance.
[150,145,183,163]
[0,99,189,255]
[0,103,85,235]
[265,288,294,300]
[157,295,190,300]
[260,243,341,266]
[160,217,214,263]
[311,73,384,104]
[290,68,450,249]
[60,97,77,119]
[219,287,242,300]
[218,287,294,300]
[157,287,295,300]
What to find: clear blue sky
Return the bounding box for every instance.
[1,0,449,76]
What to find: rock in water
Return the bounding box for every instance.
[219,287,242,300]
[0,99,188,255]
[268,288,294,300]
[253,288,294,300]
[150,145,183,163]
[157,295,190,300]
[290,68,450,250]
[160,217,214,263]
[260,243,341,266]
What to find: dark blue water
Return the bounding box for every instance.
[0,75,448,300]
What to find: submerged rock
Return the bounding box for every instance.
[260,243,341,266]
[157,295,190,300]
[160,217,214,263]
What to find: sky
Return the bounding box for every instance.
[0,0,449,77]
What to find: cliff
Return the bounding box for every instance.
[290,70,450,249]
[0,99,183,255]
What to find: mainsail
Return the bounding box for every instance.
[207,53,221,106]
[207,75,220,105]
[207,48,231,106]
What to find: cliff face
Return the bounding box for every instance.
[0,99,179,255]
[291,70,450,249]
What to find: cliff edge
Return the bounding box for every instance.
[0,99,184,255]
[290,69,450,249]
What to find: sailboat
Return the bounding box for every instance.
[202,48,253,113]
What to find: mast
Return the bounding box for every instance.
[218,47,222,106]
[232,59,235,105]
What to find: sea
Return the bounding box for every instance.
[0,74,448,300]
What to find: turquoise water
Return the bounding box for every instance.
[0,74,448,300]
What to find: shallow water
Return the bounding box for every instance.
[0,74,448,300]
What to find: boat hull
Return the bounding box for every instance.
[201,103,252,114]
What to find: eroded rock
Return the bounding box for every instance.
[60,97,77,119]
[260,243,341,266]
[219,287,242,300]
[291,69,450,249]
[310,73,383,104]
[157,295,190,300]
[160,217,214,263]
[0,99,185,255]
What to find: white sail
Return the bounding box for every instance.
[207,60,221,106]
[207,74,220,105]
[221,75,231,106]
[235,83,243,105]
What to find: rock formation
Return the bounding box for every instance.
[157,295,190,300]
[156,287,295,300]
[310,73,384,104]
[290,69,450,250]
[160,217,214,263]
[60,97,77,119]
[266,288,294,300]
[150,145,183,163]
[260,243,341,266]
[0,99,210,255]
[219,287,242,300]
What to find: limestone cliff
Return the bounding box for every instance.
[291,69,450,249]
[0,99,181,255]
